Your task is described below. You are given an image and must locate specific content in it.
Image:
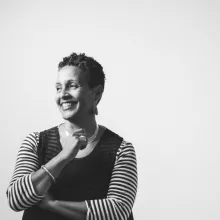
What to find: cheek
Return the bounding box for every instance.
[55,93,60,105]
[86,97,94,109]
[79,94,93,108]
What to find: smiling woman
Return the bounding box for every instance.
[55,65,101,124]
[6,53,138,220]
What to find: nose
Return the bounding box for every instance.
[60,88,71,99]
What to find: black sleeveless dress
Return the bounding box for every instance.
[22,126,134,220]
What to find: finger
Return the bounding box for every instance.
[72,131,86,138]
[72,128,85,135]
[73,134,87,143]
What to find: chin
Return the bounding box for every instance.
[61,113,76,120]
[60,103,81,119]
[60,109,76,119]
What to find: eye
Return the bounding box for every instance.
[70,83,79,89]
[56,86,62,92]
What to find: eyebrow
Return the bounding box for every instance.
[55,80,79,86]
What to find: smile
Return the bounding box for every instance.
[61,102,77,110]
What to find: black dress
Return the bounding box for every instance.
[22,126,134,220]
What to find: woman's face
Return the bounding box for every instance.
[55,66,95,121]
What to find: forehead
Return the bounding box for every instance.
[56,66,88,84]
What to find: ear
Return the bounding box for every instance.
[92,85,103,104]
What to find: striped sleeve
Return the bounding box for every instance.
[6,132,44,211]
[86,140,138,220]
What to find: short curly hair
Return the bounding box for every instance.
[58,53,106,90]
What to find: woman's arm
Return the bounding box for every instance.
[48,199,87,220]
[86,140,138,220]
[6,132,44,211]
[6,132,82,211]
[45,140,137,220]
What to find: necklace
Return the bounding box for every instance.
[63,123,99,144]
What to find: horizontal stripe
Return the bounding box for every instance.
[6,131,137,220]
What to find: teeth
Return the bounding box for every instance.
[62,102,74,110]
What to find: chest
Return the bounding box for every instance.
[38,127,122,200]
[50,150,116,201]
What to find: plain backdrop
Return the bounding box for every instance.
[1,0,220,219]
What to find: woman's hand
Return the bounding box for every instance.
[59,129,87,162]
[36,193,55,211]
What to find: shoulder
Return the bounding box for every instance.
[22,126,58,151]
[117,139,136,157]
[39,125,58,134]
[101,126,123,140]
[23,132,40,145]
[101,126,136,155]
[32,125,59,138]
[100,126,124,150]
[25,126,58,140]
[113,139,137,175]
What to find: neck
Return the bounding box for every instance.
[64,116,97,137]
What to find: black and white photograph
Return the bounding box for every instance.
[1,0,220,219]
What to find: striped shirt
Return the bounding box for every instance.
[6,131,138,220]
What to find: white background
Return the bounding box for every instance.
[1,0,220,219]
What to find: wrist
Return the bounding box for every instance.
[58,151,73,163]
[48,199,58,212]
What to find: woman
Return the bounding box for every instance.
[6,53,137,220]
